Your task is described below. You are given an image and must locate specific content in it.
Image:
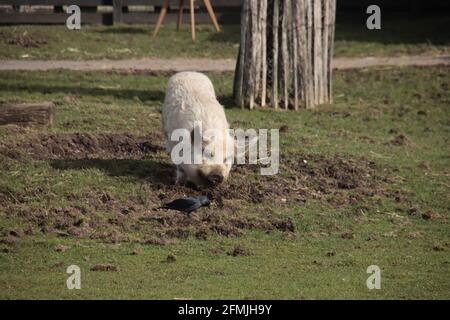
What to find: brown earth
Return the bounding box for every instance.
[2,32,48,48]
[0,132,393,245]
[0,131,165,160]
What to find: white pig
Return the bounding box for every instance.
[162,72,234,187]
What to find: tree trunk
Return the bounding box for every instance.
[234,0,336,109]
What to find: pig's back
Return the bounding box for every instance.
[162,72,228,138]
[165,72,216,103]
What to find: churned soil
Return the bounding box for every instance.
[0,131,393,244]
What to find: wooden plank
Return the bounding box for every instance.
[292,0,299,110]
[313,0,322,105]
[305,0,313,108]
[322,0,329,102]
[203,0,221,32]
[260,0,267,107]
[0,12,112,24]
[0,0,243,8]
[272,0,279,109]
[177,0,184,30]
[152,0,170,37]
[280,0,289,109]
[113,0,123,24]
[233,0,248,108]
[299,0,310,107]
[328,0,336,102]
[189,0,195,40]
[248,0,257,110]
[0,0,112,5]
[0,102,56,127]
[123,0,242,6]
[0,0,241,4]
[0,12,239,25]
[124,12,239,24]
[1,0,447,12]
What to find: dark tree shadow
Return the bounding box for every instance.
[335,15,450,46]
[3,83,165,103]
[95,26,149,34]
[207,24,240,43]
[217,94,238,109]
[51,158,174,186]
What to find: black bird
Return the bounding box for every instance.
[160,196,211,213]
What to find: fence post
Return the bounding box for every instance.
[113,0,123,24]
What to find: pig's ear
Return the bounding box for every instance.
[202,134,213,145]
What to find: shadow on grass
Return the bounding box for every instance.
[95,26,150,34]
[207,25,240,43]
[217,94,238,109]
[51,158,174,185]
[335,16,450,45]
[2,84,165,102]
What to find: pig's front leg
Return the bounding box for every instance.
[175,166,186,185]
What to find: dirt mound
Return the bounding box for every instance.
[0,132,391,245]
[5,33,48,48]
[0,132,165,160]
[388,134,413,146]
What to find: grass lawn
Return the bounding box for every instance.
[0,65,449,299]
[0,17,449,60]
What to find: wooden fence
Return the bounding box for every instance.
[0,0,447,25]
[0,0,242,25]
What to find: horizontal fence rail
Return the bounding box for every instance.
[0,0,448,25]
[0,0,242,24]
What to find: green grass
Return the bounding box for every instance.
[0,17,449,60]
[0,66,449,299]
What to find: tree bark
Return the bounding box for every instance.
[234,0,336,109]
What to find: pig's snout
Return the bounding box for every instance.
[207,173,224,186]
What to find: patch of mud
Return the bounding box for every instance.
[91,264,119,272]
[0,132,392,245]
[5,33,48,48]
[0,132,165,160]
[388,134,413,146]
[228,245,252,257]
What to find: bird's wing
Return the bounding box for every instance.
[163,198,200,212]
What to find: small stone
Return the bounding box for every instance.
[209,247,225,254]
[229,245,252,257]
[91,264,119,272]
[419,161,430,170]
[407,232,423,240]
[341,232,354,240]
[54,244,70,252]
[0,236,18,246]
[422,211,439,220]
[166,254,177,263]
[9,229,24,238]
[367,234,379,241]
[326,250,336,257]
